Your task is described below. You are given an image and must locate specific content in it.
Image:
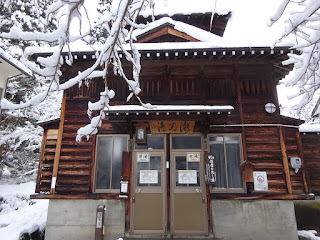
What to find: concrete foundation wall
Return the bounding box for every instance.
[45,199,125,240]
[211,200,298,240]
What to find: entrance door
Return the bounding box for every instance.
[170,135,208,235]
[131,151,166,235]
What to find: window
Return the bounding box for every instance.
[208,134,244,192]
[135,135,165,150]
[94,135,128,192]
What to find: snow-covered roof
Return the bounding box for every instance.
[132,17,224,43]
[138,0,232,17]
[104,104,234,114]
[299,124,320,133]
[0,48,32,77]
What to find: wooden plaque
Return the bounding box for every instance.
[149,121,195,133]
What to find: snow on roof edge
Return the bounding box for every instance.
[299,124,320,133]
[104,105,234,112]
[25,42,293,56]
[0,48,32,77]
[132,17,224,43]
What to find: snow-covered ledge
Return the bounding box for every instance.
[299,124,320,133]
[104,104,234,115]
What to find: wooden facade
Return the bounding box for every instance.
[30,14,318,239]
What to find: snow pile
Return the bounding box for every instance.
[0,182,48,240]
[298,230,320,240]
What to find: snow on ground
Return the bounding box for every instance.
[298,230,320,240]
[0,181,48,240]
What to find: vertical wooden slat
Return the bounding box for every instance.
[50,93,67,194]
[295,131,309,194]
[90,135,97,193]
[279,126,293,194]
[35,129,48,193]
[235,68,248,162]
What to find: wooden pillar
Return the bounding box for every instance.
[295,131,309,194]
[90,134,97,193]
[50,93,66,194]
[35,129,48,193]
[235,66,248,161]
[279,126,292,194]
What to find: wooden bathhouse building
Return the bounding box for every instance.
[30,5,318,240]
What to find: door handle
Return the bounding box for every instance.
[196,188,202,193]
[131,197,135,203]
[202,196,206,204]
[136,188,142,193]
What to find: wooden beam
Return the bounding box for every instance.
[167,27,200,42]
[210,193,315,200]
[235,66,248,164]
[89,135,96,193]
[136,26,200,43]
[50,93,67,194]
[295,131,309,194]
[35,129,48,193]
[30,192,315,201]
[279,126,293,194]
[137,27,169,43]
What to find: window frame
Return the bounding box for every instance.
[93,134,129,193]
[208,133,246,193]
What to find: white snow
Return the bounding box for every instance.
[0,182,48,240]
[299,124,320,133]
[298,230,320,240]
[0,48,32,76]
[132,17,224,43]
[104,104,234,112]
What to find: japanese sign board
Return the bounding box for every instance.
[205,154,216,185]
[137,153,149,162]
[140,170,158,184]
[178,170,197,184]
[253,171,268,191]
[187,152,200,162]
[150,121,195,133]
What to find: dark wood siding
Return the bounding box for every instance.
[301,133,320,195]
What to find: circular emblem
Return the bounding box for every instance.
[257,175,264,183]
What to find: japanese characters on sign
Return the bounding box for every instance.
[178,170,197,184]
[187,152,200,162]
[140,170,158,184]
[205,154,216,184]
[149,121,195,133]
[137,153,149,162]
[253,171,268,191]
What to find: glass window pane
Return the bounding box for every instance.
[137,162,148,171]
[226,142,243,188]
[96,137,112,189]
[172,136,201,149]
[135,135,164,149]
[111,137,127,189]
[188,162,199,170]
[150,156,161,170]
[176,156,186,170]
[210,142,227,188]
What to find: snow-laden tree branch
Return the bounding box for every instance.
[269,0,320,109]
[0,0,155,141]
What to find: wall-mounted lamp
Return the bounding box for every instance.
[265,103,276,114]
[136,125,147,145]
